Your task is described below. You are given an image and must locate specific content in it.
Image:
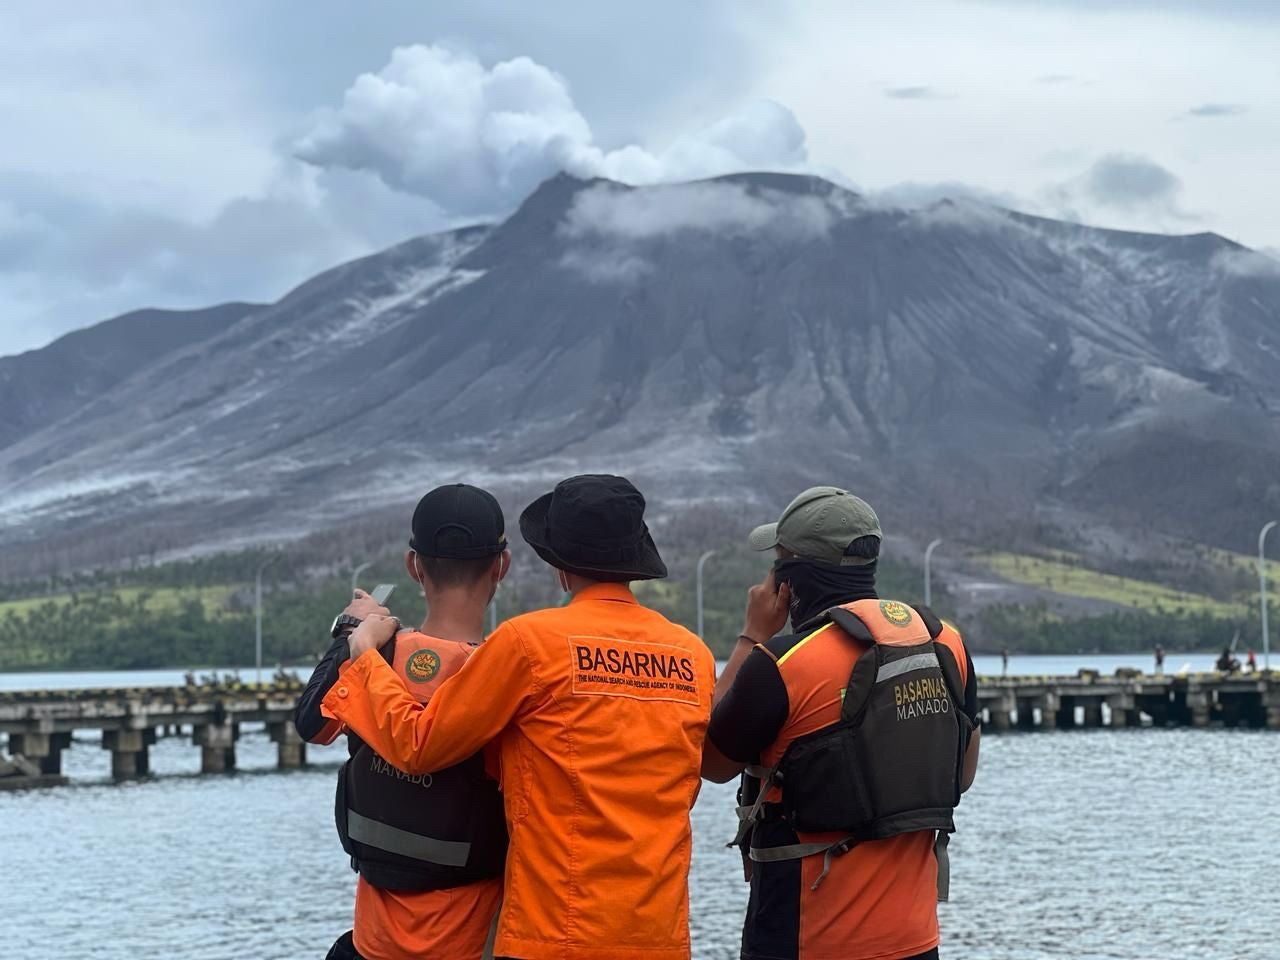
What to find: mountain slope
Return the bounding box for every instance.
[0,302,265,452]
[1,172,1277,576]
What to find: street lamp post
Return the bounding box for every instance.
[924,539,944,608]
[1260,521,1277,673]
[350,561,372,593]
[696,550,717,640]
[255,554,280,687]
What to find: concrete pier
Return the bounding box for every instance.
[976,672,1280,732]
[0,680,306,785]
[1,671,1276,788]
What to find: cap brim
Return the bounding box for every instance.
[748,522,780,552]
[519,493,667,581]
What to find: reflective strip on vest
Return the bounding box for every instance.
[347,810,472,867]
[875,651,940,683]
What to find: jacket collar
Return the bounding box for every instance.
[570,582,638,605]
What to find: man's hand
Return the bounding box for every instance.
[347,615,400,660]
[742,569,791,643]
[343,588,390,621]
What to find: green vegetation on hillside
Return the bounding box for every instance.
[977,552,1244,618]
[975,602,1260,655]
[1,536,1273,672]
[0,540,942,670]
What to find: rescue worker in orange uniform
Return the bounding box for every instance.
[321,474,717,960]
[702,487,982,960]
[294,483,512,960]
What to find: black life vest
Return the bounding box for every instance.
[334,632,508,892]
[736,601,973,894]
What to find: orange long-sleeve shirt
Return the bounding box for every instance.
[321,583,717,960]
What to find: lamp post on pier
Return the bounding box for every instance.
[350,560,372,593]
[924,539,943,608]
[1260,521,1277,673]
[255,554,280,687]
[696,550,717,640]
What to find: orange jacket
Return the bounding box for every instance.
[322,583,717,960]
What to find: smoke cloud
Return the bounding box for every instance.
[295,45,810,219]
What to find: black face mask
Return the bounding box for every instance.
[773,557,879,629]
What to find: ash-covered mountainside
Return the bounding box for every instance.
[2,172,1278,571]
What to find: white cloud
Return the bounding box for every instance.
[557,249,653,285]
[561,181,839,241]
[556,179,842,284]
[870,180,1023,212]
[294,45,810,219]
[1214,247,1280,278]
[906,199,1024,234]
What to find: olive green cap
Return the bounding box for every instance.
[748,486,882,565]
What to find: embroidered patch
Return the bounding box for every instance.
[880,600,914,627]
[568,636,701,705]
[405,648,441,683]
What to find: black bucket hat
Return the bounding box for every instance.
[519,474,667,582]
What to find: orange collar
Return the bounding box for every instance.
[570,582,638,605]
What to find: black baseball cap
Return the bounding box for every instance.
[410,484,507,559]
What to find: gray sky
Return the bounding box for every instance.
[2,0,1277,356]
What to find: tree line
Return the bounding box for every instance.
[5,518,1270,672]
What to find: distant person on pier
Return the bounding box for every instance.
[1154,645,1165,676]
[1246,649,1257,673]
[701,486,982,960]
[1002,648,1010,676]
[294,484,511,960]
[318,474,716,960]
[1216,647,1241,674]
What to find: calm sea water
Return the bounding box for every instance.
[4,664,1276,960]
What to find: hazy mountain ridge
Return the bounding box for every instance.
[1,172,1277,579]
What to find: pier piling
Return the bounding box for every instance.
[102,728,151,779]
[8,730,70,775]
[268,721,307,769]
[194,722,237,774]
[1107,694,1137,728]
[1081,702,1103,728]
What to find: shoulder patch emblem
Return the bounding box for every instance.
[405,648,442,683]
[879,600,914,627]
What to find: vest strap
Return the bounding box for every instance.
[728,765,778,849]
[935,830,951,903]
[749,835,859,890]
[347,810,472,867]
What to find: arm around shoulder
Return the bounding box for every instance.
[321,621,536,774]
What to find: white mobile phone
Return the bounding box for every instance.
[370,583,396,605]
